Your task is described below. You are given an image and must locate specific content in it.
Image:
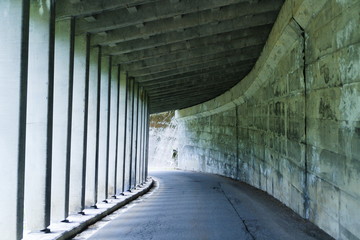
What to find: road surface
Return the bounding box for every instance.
[82,170,333,240]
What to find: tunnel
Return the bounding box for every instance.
[0,0,359,239]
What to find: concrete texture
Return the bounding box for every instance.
[69,33,87,214]
[23,179,154,240]
[55,0,284,112]
[52,18,72,223]
[175,1,360,239]
[85,170,332,240]
[1,1,151,237]
[116,70,128,194]
[107,65,119,197]
[1,0,358,239]
[24,0,54,230]
[84,43,100,208]
[148,111,179,169]
[0,1,28,238]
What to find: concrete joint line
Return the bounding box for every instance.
[23,179,155,240]
[290,17,310,220]
[218,182,256,240]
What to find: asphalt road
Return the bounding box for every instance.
[84,170,333,240]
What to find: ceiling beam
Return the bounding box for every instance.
[102,24,272,55]
[75,0,263,34]
[57,0,284,114]
[56,0,157,19]
[112,33,267,63]
[123,44,262,73]
[139,61,253,86]
[150,90,231,104]
[127,47,260,76]
[92,10,279,46]
[145,75,244,96]
[150,90,230,106]
[149,88,231,111]
[140,64,252,91]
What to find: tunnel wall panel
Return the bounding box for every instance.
[175,1,360,239]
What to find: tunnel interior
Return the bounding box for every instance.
[0,0,359,240]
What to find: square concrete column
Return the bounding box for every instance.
[69,33,87,214]
[0,1,29,239]
[137,88,144,185]
[118,71,128,194]
[144,94,149,181]
[142,90,147,183]
[124,77,134,191]
[24,0,55,232]
[143,96,148,182]
[51,18,72,222]
[97,55,110,201]
[132,83,140,187]
[80,34,92,211]
[108,64,119,197]
[104,57,112,199]
[137,87,143,185]
[113,65,122,195]
[128,80,137,189]
[136,89,143,185]
[138,94,143,184]
[140,90,146,184]
[145,94,150,179]
[85,46,100,207]
[142,94,147,181]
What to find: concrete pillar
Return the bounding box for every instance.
[132,83,140,187]
[138,87,144,184]
[128,80,137,189]
[108,64,119,197]
[141,90,146,183]
[143,92,148,181]
[0,1,29,239]
[51,18,72,222]
[80,34,91,210]
[62,19,75,220]
[24,0,55,232]
[145,94,150,179]
[94,46,101,204]
[138,93,143,184]
[142,96,147,182]
[137,87,144,185]
[85,46,100,207]
[97,55,110,201]
[124,77,134,191]
[104,57,112,199]
[69,33,87,214]
[137,89,143,185]
[113,66,122,195]
[119,72,129,193]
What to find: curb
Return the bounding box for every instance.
[23,178,154,240]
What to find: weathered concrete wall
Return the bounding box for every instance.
[176,0,360,239]
[149,111,179,169]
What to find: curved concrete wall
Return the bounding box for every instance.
[175,0,360,239]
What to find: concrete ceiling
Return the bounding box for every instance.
[57,0,284,113]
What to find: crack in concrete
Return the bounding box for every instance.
[218,182,256,240]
